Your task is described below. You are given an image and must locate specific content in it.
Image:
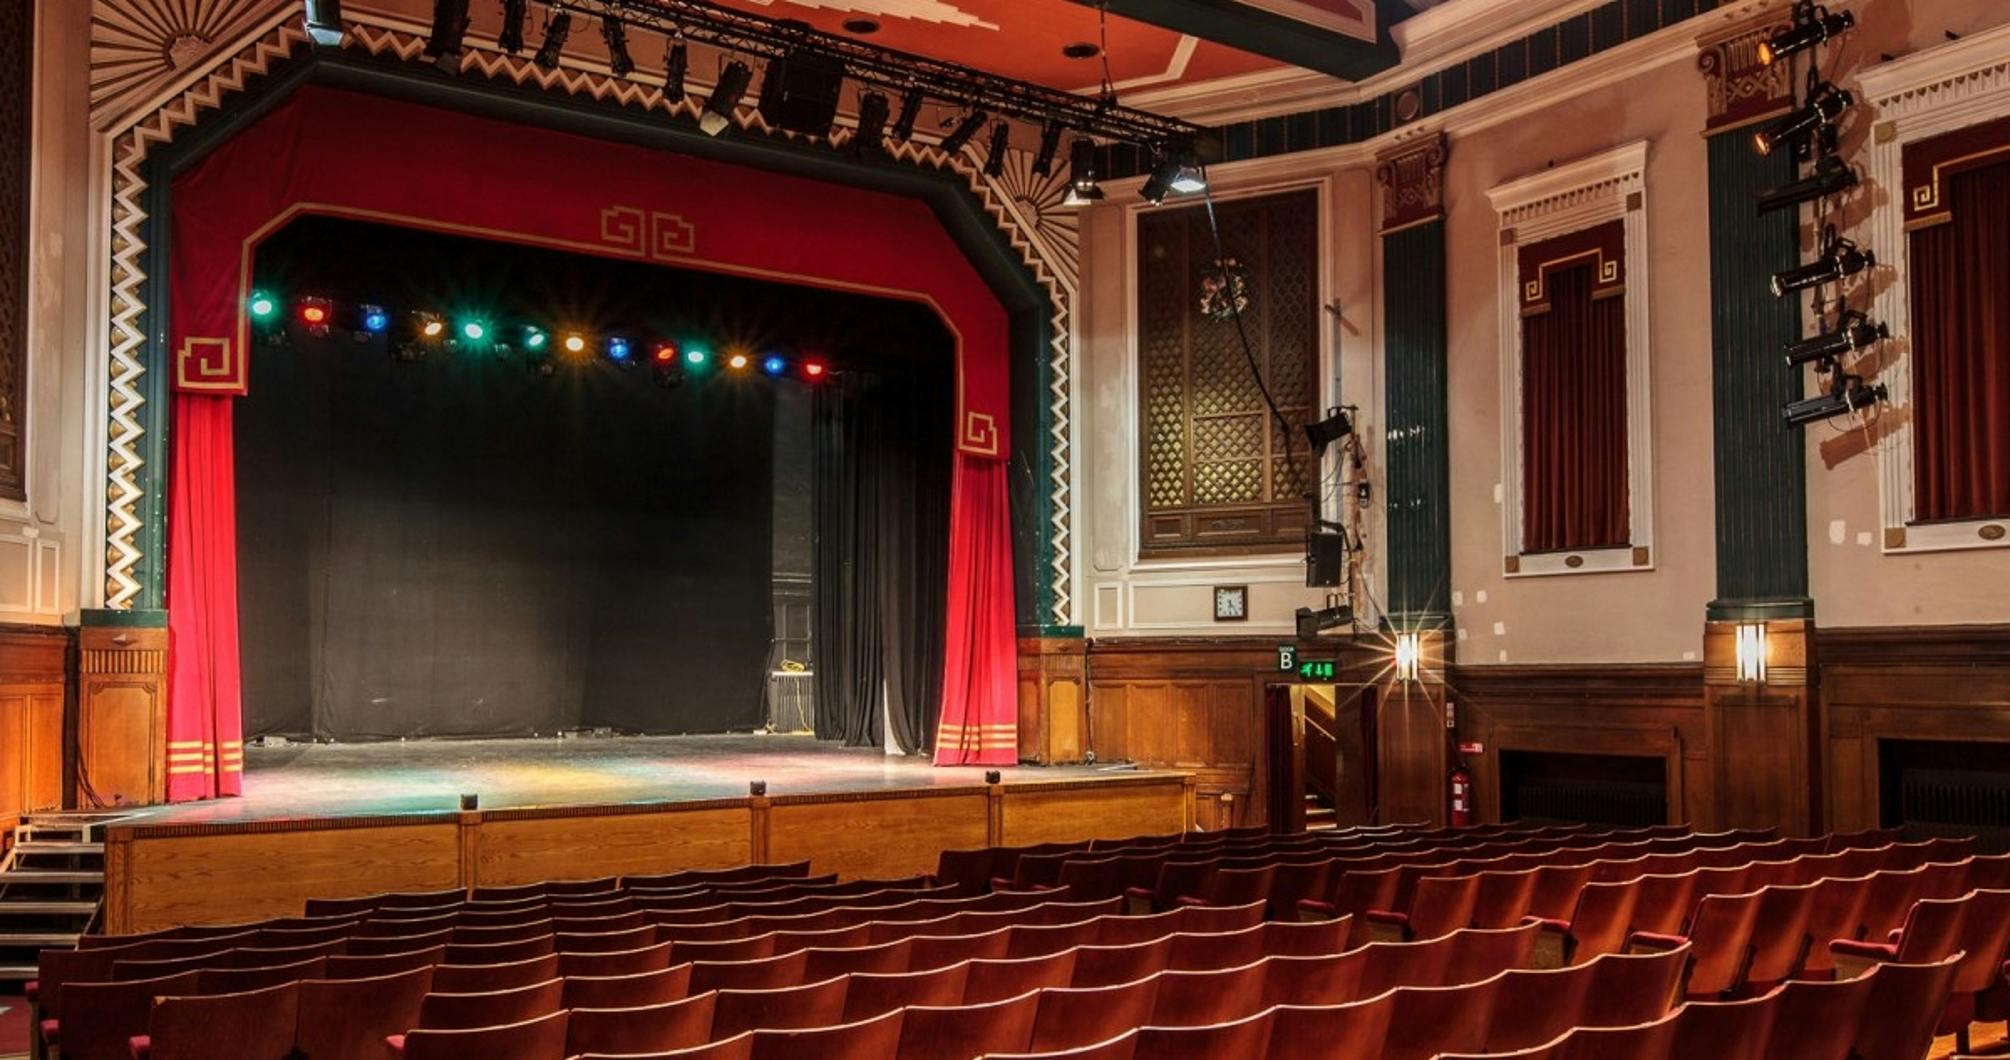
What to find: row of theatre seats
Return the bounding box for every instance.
[23,820,2004,1059]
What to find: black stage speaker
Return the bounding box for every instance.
[758,50,846,136]
[1306,529,1345,588]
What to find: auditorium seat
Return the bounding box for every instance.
[451,919,555,946]
[295,965,435,1060]
[932,848,1001,897]
[1151,961,1267,1026]
[323,944,447,980]
[1067,938,1170,988]
[968,950,1083,1001]
[689,950,808,992]
[908,926,1013,968]
[1667,988,1780,1060]
[981,1029,1139,1059]
[390,1010,570,1060]
[1627,889,1765,998]
[561,963,694,1009]
[624,860,813,891]
[1738,879,1818,989]
[1576,942,1688,1028]
[414,976,564,1030]
[1133,1008,1274,1058]
[306,895,383,918]
[378,888,468,910]
[842,963,970,1020]
[1266,996,1395,1060]
[195,955,327,993]
[441,933,557,965]
[803,938,913,978]
[746,1009,906,1060]
[1028,977,1161,1053]
[1852,952,1963,1060]
[452,904,547,928]
[111,953,226,981]
[429,951,562,993]
[1383,976,1503,1060]
[1538,878,1638,965]
[43,970,201,1060]
[1483,959,1601,1052]
[563,992,718,1055]
[709,975,850,1037]
[895,991,1040,1059]
[557,939,676,978]
[255,921,357,948]
[1009,918,1103,958]
[1547,1012,1679,1060]
[1838,888,2010,1052]
[351,929,456,956]
[1471,868,1542,929]
[129,980,299,1060]
[1767,969,1878,1060]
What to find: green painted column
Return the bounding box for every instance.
[1383,217,1451,626]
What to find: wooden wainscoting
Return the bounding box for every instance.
[1086,638,1276,831]
[0,623,70,840]
[1451,663,1708,828]
[1821,624,2010,833]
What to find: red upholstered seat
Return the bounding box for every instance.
[296,965,435,1060]
[1769,970,1878,1060]
[842,963,970,1020]
[1029,976,1161,1053]
[131,980,299,1060]
[894,990,1040,1059]
[709,975,849,1037]
[967,950,1081,1001]
[427,952,561,993]
[1149,961,1267,1027]
[561,963,694,1009]
[1852,952,1962,1060]
[1265,994,1395,1060]
[562,992,718,1055]
[1631,889,1765,998]
[391,1010,569,1060]
[45,971,202,1060]
[414,977,564,1031]
[557,939,676,978]
[1133,1009,1274,1059]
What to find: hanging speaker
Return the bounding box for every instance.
[1305,530,1345,588]
[758,49,847,137]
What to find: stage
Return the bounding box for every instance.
[99,735,1194,935]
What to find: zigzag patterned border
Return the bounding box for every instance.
[101,12,1076,626]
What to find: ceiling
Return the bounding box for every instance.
[708,0,1409,100]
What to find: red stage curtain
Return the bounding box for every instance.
[934,454,1017,766]
[1521,263,1630,553]
[165,393,245,799]
[1910,160,2010,522]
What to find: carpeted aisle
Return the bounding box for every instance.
[0,990,28,1060]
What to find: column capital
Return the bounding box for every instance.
[1376,133,1448,234]
[1696,14,1796,134]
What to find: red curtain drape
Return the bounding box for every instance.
[1910,161,2010,522]
[1521,263,1630,553]
[164,393,244,800]
[934,454,1017,766]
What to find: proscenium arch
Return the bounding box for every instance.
[130,44,1056,628]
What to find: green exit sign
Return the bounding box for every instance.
[1298,659,1335,681]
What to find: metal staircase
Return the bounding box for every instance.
[0,813,116,983]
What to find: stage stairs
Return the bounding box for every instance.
[0,813,115,983]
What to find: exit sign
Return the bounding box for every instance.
[1297,659,1335,681]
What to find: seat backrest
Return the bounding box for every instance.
[1407,874,1482,939]
[1852,952,1962,1060]
[1563,879,1640,963]
[563,991,717,1056]
[562,962,694,1009]
[802,938,912,980]
[1949,889,2010,994]
[1151,961,1269,1027]
[195,956,327,994]
[1771,971,1877,1060]
[416,975,564,1030]
[1380,976,1502,1060]
[1553,1010,1679,1060]
[53,970,203,1060]
[323,944,447,981]
[1068,937,1171,989]
[1892,893,1971,963]
[1259,917,1350,958]
[1471,869,1540,930]
[1578,942,1689,1027]
[710,974,850,1037]
[842,962,969,1021]
[689,949,809,993]
[1165,925,1265,972]
[1626,872,1697,938]
[1009,918,1103,959]
[1446,921,1541,984]
[1356,929,1457,997]
[1799,873,1872,977]
[295,965,435,1060]
[1134,1010,1274,1058]
[1741,881,1817,986]
[1669,989,1781,1060]
[1858,867,1927,942]
[1028,976,1161,1053]
[558,939,677,979]
[965,949,1081,1002]
[1680,890,1767,997]
[428,951,562,994]
[1266,995,1395,1060]
[145,981,300,1060]
[1485,962,1598,1053]
[895,990,1040,1060]
[400,1009,570,1060]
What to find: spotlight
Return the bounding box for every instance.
[606,336,633,363]
[1771,228,1873,296]
[982,121,1011,177]
[891,84,924,141]
[520,326,547,351]
[728,352,749,370]
[651,342,678,365]
[700,60,753,136]
[851,91,890,155]
[1305,407,1354,451]
[458,319,487,342]
[1140,149,1206,205]
[762,355,787,376]
[248,290,278,320]
[663,38,688,102]
[1783,375,1885,427]
[803,359,827,379]
[1783,309,1886,367]
[1759,2,1856,66]
[524,336,555,376]
[938,108,987,156]
[1032,120,1064,177]
[396,311,446,362]
[357,304,389,336]
[1063,137,1104,207]
[1755,152,1857,215]
[303,0,345,47]
[562,332,588,356]
[297,297,332,337]
[424,0,470,70]
[497,0,528,53]
[684,347,708,368]
[417,314,446,339]
[601,16,634,78]
[534,11,572,70]
[1295,603,1353,641]
[1754,82,1851,156]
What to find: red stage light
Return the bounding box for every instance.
[653,343,678,364]
[804,360,827,378]
[297,298,333,333]
[302,305,327,324]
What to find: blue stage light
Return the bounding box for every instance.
[608,337,632,362]
[762,355,786,375]
[360,305,390,333]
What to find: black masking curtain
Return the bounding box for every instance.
[811,371,950,752]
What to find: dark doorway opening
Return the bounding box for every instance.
[1880,739,2010,853]
[1499,750,1667,826]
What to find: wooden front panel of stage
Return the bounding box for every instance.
[101,773,1194,933]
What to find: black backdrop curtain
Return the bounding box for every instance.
[236,339,775,740]
[812,371,951,752]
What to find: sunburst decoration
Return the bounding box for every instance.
[988,149,1081,296]
[91,0,284,125]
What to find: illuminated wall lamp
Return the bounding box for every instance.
[1393,632,1422,684]
[1734,623,1767,684]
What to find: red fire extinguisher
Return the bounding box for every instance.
[1449,763,1473,828]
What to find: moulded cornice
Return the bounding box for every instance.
[1854,19,2010,104]
[1485,140,1648,216]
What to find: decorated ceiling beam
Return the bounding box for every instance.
[1073,0,1402,83]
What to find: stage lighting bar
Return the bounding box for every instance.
[544,0,1205,152]
[1756,152,1857,215]
[425,0,471,69]
[1783,310,1886,367]
[1063,137,1104,207]
[601,16,635,78]
[1759,2,1856,66]
[1140,148,1206,205]
[1031,120,1064,177]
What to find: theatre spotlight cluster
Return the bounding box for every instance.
[387,0,1214,207]
[1750,1,1885,429]
[245,290,832,385]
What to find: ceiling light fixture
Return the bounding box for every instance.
[424,0,470,70]
[1759,2,1856,66]
[983,121,1011,177]
[534,11,572,70]
[938,108,988,156]
[601,16,635,77]
[1754,81,1851,156]
[700,60,754,136]
[1783,309,1886,367]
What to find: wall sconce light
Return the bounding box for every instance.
[1393,632,1422,683]
[1735,623,1767,684]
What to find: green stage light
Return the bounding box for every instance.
[523,327,547,350]
[249,291,278,319]
[460,320,487,341]
[684,347,708,367]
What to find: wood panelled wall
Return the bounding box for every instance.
[1087,639,1274,831]
[0,624,69,839]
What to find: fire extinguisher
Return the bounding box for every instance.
[1449,762,1473,828]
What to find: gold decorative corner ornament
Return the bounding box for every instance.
[1632,546,1651,566]
[1884,526,1906,548]
[1503,555,1520,574]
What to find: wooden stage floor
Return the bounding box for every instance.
[99,735,1193,934]
[115,733,1126,826]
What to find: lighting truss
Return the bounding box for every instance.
[546,0,1205,151]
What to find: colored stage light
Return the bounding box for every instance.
[421,319,445,338]
[249,291,278,319]
[762,355,787,375]
[651,343,678,365]
[728,352,749,370]
[608,337,632,362]
[298,299,330,325]
[803,360,827,379]
[360,305,390,333]
[460,320,487,341]
[563,333,587,355]
[685,347,708,367]
[522,326,547,349]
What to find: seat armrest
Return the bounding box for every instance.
[1296,898,1339,922]
[1626,930,1689,954]
[1174,896,1208,908]
[129,1034,152,1060]
[1363,909,1411,943]
[1362,909,1411,927]
[1829,938,1899,981]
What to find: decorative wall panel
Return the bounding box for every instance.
[0,0,30,502]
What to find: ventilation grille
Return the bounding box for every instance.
[1512,778,1666,827]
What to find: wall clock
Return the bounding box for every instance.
[1213,585,1249,622]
